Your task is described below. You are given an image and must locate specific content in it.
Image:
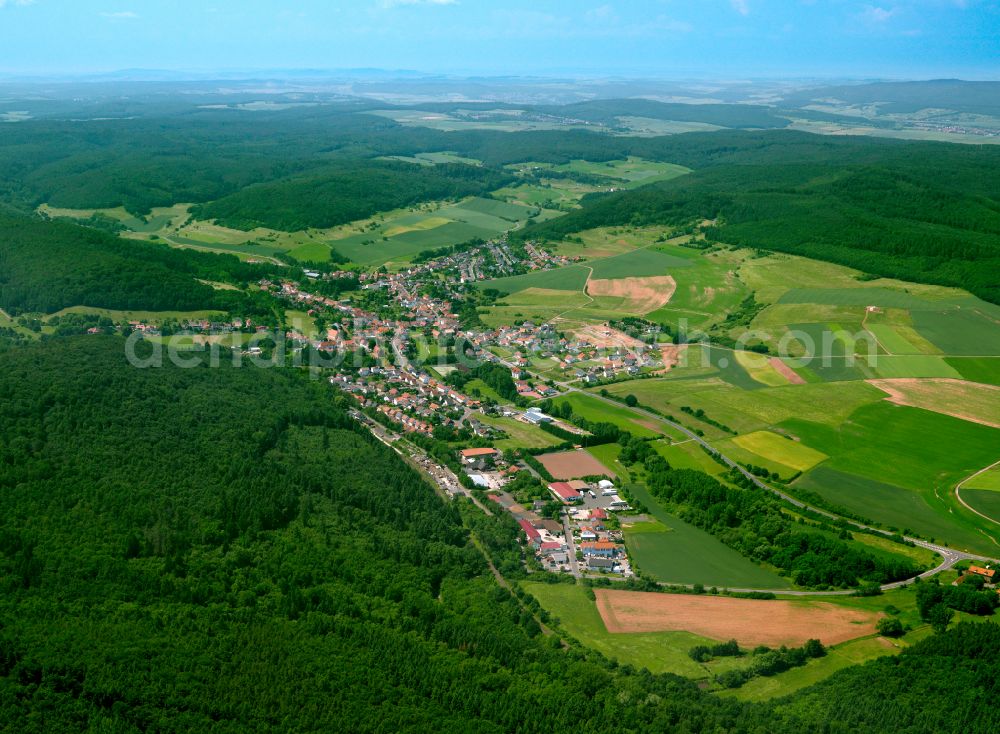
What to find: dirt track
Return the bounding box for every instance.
[595,589,881,646]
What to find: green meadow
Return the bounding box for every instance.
[624,483,792,589]
[550,393,664,439]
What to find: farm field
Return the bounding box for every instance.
[549,157,692,188]
[537,449,616,480]
[483,234,744,329]
[960,490,1000,524]
[729,430,828,473]
[796,467,992,552]
[625,483,791,589]
[42,195,537,267]
[481,265,591,295]
[477,415,563,450]
[594,589,882,647]
[946,357,1000,385]
[586,443,633,480]
[782,402,999,497]
[549,393,664,439]
[651,439,729,476]
[520,582,746,679]
[481,288,591,327]
[867,378,1000,429]
[964,465,1000,491]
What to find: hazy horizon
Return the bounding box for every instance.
[0,1,997,79]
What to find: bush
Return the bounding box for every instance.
[877,617,905,638]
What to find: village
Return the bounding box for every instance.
[117,236,669,579]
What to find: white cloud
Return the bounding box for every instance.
[730,0,749,16]
[859,5,898,23]
[101,11,139,19]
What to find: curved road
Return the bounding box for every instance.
[955,459,1000,535]
[491,350,1000,593]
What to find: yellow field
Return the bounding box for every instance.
[734,350,790,387]
[732,430,829,472]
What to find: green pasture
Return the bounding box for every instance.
[587,443,634,481]
[602,378,883,437]
[964,466,1000,491]
[795,466,996,554]
[945,357,1000,385]
[287,241,332,263]
[912,307,1000,356]
[722,636,905,702]
[550,393,663,439]
[778,288,942,311]
[625,483,791,589]
[780,402,1000,497]
[734,350,790,387]
[456,196,536,221]
[960,489,1000,524]
[588,247,692,279]
[652,439,728,476]
[550,158,692,188]
[478,415,562,451]
[481,265,591,295]
[865,354,963,379]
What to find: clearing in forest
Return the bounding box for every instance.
[595,590,881,647]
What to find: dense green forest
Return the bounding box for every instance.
[0,213,277,314]
[0,337,998,731]
[5,99,999,302]
[519,142,1000,303]
[193,160,515,231]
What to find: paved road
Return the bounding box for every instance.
[561,513,582,578]
[579,387,997,587]
[489,351,1000,592]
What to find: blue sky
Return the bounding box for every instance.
[0,0,997,77]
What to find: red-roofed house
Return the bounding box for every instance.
[517,519,542,548]
[548,482,582,504]
[459,447,500,470]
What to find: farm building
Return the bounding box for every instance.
[524,407,553,425]
[967,565,996,583]
[548,482,582,504]
[581,542,622,558]
[459,447,500,470]
[517,519,542,549]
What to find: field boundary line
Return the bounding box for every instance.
[955,458,1000,530]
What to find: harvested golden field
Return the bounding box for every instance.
[595,589,881,647]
